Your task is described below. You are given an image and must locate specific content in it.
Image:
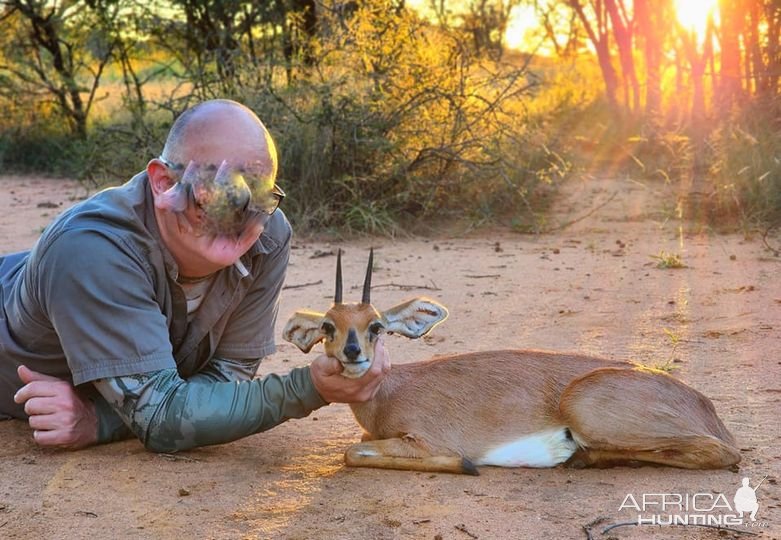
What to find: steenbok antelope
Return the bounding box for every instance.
[283,250,740,475]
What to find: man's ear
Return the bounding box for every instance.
[147,159,175,197]
[381,297,448,339]
[148,159,190,212]
[282,310,326,353]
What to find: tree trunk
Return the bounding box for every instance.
[743,20,754,95]
[14,1,90,139]
[718,0,744,105]
[569,0,620,109]
[767,1,781,94]
[680,28,706,122]
[635,0,662,115]
[595,40,620,109]
[605,0,639,111]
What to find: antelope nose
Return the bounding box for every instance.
[343,342,361,361]
[343,329,362,361]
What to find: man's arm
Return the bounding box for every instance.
[92,337,389,452]
[14,337,389,449]
[91,357,261,444]
[15,357,263,447]
[92,365,325,452]
[15,362,320,450]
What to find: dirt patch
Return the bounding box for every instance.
[0,175,779,539]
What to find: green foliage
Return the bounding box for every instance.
[558,96,693,183]
[236,3,569,233]
[559,91,781,231]
[705,96,781,226]
[626,129,693,185]
[0,1,126,139]
[0,0,603,237]
[0,0,573,234]
[0,113,165,185]
[0,128,87,178]
[2,0,779,236]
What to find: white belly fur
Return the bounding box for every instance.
[477,428,578,468]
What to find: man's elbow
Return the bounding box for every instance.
[142,429,198,453]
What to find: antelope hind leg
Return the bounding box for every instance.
[560,367,741,469]
[345,437,479,475]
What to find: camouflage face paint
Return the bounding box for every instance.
[156,158,284,236]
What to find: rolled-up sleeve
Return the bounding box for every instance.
[36,229,176,384]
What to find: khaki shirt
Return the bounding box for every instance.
[0,172,307,418]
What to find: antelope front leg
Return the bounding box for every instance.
[344,436,479,475]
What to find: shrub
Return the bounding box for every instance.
[705,96,781,226]
[238,3,569,233]
[0,1,573,235]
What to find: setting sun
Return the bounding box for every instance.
[505,4,538,51]
[675,0,719,38]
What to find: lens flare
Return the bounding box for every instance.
[675,0,718,40]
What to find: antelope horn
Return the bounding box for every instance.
[334,248,343,304]
[362,247,374,304]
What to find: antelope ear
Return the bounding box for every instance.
[283,310,326,353]
[381,297,448,339]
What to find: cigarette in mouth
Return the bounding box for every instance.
[234,259,249,277]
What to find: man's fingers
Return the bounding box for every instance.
[28,413,60,431]
[32,429,65,447]
[14,380,60,403]
[371,337,391,374]
[17,365,62,384]
[12,374,97,449]
[310,344,390,403]
[23,396,58,416]
[313,354,343,376]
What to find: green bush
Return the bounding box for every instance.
[0,127,91,178]
[0,120,163,187]
[0,2,573,234]
[236,4,570,233]
[706,96,781,225]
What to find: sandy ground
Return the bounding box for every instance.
[0,173,779,540]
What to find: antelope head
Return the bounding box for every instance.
[283,249,449,378]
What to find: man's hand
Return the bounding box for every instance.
[310,337,390,403]
[13,365,98,449]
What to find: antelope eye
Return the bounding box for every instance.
[369,322,385,335]
[321,322,335,339]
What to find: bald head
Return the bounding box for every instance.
[162,99,277,179]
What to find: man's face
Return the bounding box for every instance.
[157,158,282,236]
[149,157,280,277]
